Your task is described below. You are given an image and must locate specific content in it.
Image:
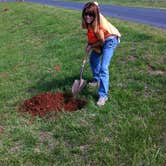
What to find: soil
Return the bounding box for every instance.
[54,65,60,72]
[19,92,87,117]
[148,65,166,75]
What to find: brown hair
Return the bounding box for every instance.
[82,2,100,33]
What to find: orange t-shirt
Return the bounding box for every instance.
[87,14,121,44]
[88,27,98,43]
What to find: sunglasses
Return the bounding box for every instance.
[84,12,95,17]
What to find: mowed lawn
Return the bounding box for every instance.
[0,2,166,165]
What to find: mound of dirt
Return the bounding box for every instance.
[19,92,87,117]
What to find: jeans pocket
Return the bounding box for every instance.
[104,39,113,49]
[104,38,118,49]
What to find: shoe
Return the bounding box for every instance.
[97,98,108,106]
[88,80,99,87]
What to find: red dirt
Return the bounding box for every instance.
[54,65,60,72]
[19,92,87,117]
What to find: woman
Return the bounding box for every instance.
[82,2,121,106]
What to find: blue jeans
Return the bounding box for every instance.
[89,36,118,98]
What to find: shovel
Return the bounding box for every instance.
[72,53,88,95]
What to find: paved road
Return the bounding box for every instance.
[6,0,166,29]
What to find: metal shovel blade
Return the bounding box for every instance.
[72,79,87,95]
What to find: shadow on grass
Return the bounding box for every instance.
[26,74,97,100]
[27,74,76,93]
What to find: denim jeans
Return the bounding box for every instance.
[89,36,118,98]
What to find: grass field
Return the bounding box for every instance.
[0,2,166,165]
[61,0,166,9]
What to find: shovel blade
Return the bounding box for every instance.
[72,79,87,95]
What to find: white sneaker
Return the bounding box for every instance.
[97,98,108,106]
[88,80,99,87]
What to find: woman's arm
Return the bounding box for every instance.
[88,29,105,49]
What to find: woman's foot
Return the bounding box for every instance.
[97,98,108,106]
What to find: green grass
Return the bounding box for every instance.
[61,0,166,9]
[0,2,166,165]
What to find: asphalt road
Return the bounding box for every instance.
[6,0,166,29]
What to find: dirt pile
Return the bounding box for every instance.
[19,92,87,117]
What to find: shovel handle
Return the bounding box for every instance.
[80,53,88,80]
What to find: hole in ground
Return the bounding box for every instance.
[19,92,87,117]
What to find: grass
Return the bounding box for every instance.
[61,0,166,9]
[0,2,166,165]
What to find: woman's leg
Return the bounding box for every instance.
[98,37,118,99]
[89,51,101,82]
